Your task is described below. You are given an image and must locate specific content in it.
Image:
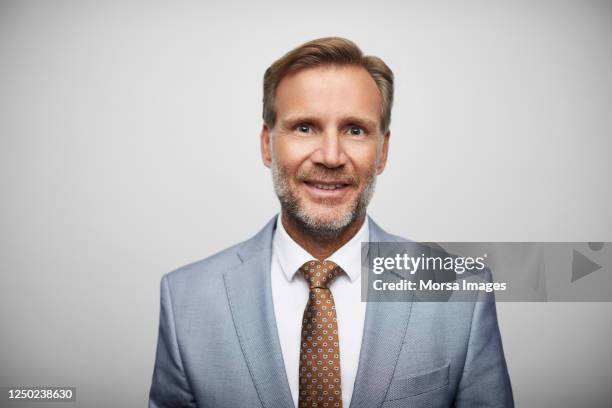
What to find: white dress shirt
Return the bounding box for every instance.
[271,214,368,408]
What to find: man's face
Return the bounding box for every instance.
[261,65,390,234]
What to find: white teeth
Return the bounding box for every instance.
[313,184,343,190]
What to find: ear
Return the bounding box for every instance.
[376,131,391,175]
[260,124,272,168]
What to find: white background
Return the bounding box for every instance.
[1,0,611,406]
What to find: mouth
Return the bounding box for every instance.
[305,181,349,190]
[302,180,352,198]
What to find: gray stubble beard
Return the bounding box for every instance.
[270,155,377,240]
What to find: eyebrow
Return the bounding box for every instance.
[338,116,378,130]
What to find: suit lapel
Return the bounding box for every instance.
[223,216,294,408]
[349,218,415,408]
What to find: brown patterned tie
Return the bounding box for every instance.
[298,260,343,408]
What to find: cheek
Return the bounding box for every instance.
[273,136,315,171]
[344,142,380,174]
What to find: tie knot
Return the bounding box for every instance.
[300,260,342,289]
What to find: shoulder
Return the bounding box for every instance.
[368,217,492,286]
[164,241,243,288]
[367,216,412,243]
[162,215,277,292]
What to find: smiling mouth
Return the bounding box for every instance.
[309,183,346,190]
[303,180,351,191]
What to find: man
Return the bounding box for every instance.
[149,37,513,408]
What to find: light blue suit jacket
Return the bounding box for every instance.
[149,216,513,407]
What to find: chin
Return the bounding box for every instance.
[296,204,357,232]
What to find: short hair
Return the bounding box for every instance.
[263,37,394,134]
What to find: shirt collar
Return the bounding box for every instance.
[272,213,369,283]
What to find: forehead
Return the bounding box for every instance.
[274,65,383,124]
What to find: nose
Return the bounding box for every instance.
[311,130,348,168]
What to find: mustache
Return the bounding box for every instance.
[297,166,359,185]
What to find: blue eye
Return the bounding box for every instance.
[297,124,311,134]
[348,126,364,136]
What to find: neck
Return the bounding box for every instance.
[281,211,366,261]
